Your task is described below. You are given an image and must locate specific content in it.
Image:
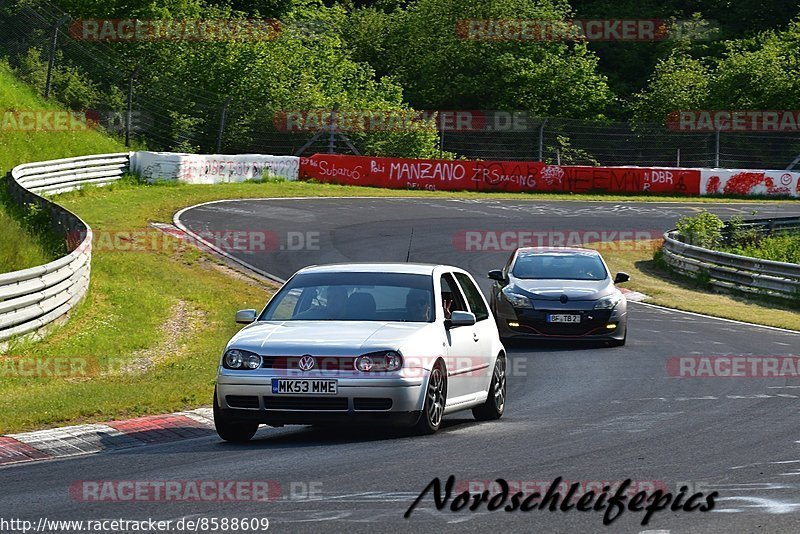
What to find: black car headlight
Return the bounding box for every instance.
[223,349,262,370]
[354,351,403,372]
[501,286,533,309]
[594,292,623,310]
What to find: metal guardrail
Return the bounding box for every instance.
[0,153,131,344]
[662,217,800,302]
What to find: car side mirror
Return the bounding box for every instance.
[445,311,477,329]
[235,309,257,324]
[614,272,630,284]
[488,269,505,282]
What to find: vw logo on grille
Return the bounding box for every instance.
[559,294,569,304]
[298,355,315,371]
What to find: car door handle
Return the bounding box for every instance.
[473,332,479,342]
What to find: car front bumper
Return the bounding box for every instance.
[495,301,627,341]
[215,372,427,426]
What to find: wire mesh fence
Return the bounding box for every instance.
[2,2,800,169]
[440,119,800,169]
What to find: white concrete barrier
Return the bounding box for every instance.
[130,152,300,184]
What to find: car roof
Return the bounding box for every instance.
[297,263,445,276]
[515,246,600,255]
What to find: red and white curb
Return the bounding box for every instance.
[0,408,214,467]
[620,287,649,302]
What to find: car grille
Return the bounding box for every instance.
[263,396,348,411]
[353,398,393,411]
[515,309,613,337]
[261,356,356,371]
[226,395,260,409]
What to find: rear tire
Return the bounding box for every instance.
[414,361,447,435]
[473,354,506,421]
[213,388,259,442]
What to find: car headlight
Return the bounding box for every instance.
[354,351,403,372]
[223,349,262,370]
[501,286,533,309]
[594,292,623,310]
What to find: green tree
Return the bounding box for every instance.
[345,0,614,119]
[708,22,800,109]
[628,51,710,126]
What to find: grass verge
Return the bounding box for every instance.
[597,243,800,330]
[0,61,125,272]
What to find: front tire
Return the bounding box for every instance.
[473,354,506,421]
[213,388,259,442]
[414,361,447,435]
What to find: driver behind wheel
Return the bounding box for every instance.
[405,289,431,322]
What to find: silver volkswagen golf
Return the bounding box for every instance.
[214,263,507,441]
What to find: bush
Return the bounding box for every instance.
[14,48,101,110]
[725,215,761,249]
[726,234,800,264]
[675,211,724,249]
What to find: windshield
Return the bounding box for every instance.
[260,271,435,322]
[512,252,608,280]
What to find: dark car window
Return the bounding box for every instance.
[454,272,489,322]
[440,273,468,319]
[503,251,515,278]
[512,252,608,280]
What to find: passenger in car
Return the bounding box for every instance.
[441,293,454,319]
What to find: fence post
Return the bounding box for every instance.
[44,16,70,99]
[439,113,445,159]
[556,148,561,166]
[538,119,547,162]
[328,103,339,154]
[125,65,142,148]
[677,147,681,167]
[714,128,720,168]
[216,96,232,153]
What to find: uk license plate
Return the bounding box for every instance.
[547,314,581,323]
[272,379,338,395]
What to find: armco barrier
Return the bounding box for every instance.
[1,153,130,344]
[661,217,800,301]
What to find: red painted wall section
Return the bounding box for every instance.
[299,154,702,195]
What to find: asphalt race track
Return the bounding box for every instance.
[4,198,800,533]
